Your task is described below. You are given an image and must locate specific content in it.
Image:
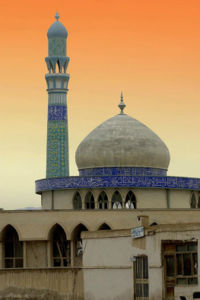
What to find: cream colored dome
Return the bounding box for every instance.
[75,113,170,171]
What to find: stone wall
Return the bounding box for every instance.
[0,268,83,300]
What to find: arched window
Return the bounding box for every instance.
[191,192,196,208]
[3,225,23,268]
[125,191,136,209]
[98,223,111,230]
[71,224,88,266]
[198,192,200,208]
[111,191,122,209]
[98,191,108,209]
[73,192,82,210]
[85,192,95,209]
[50,224,70,267]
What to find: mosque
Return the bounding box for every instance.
[0,13,200,300]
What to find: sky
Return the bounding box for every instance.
[0,0,200,209]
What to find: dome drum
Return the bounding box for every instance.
[79,167,167,177]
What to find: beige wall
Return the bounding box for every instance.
[0,209,200,241]
[84,269,132,300]
[82,224,200,300]
[41,187,193,210]
[26,241,47,268]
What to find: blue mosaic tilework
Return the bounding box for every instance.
[46,119,69,178]
[35,175,200,193]
[48,105,67,121]
[79,167,167,177]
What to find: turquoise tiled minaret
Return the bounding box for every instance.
[45,13,70,178]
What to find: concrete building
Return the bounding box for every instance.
[0,13,200,300]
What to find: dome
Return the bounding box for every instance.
[75,113,170,173]
[47,13,68,39]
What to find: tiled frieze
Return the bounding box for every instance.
[48,105,67,121]
[79,167,167,177]
[36,175,200,193]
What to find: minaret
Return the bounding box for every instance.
[45,13,70,178]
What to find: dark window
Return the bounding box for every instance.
[98,191,108,209]
[85,192,95,209]
[98,223,111,230]
[111,191,122,209]
[4,225,23,268]
[125,191,136,209]
[73,192,82,210]
[164,242,198,286]
[191,192,196,208]
[51,225,70,267]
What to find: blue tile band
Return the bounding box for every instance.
[36,175,200,193]
[48,105,67,121]
[79,167,167,177]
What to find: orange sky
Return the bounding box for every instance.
[0,0,200,209]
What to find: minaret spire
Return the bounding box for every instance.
[55,12,60,21]
[118,92,126,114]
[45,15,70,178]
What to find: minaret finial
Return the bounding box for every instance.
[118,92,126,114]
[55,12,60,21]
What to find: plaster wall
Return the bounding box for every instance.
[41,191,52,209]
[41,187,193,210]
[135,188,167,208]
[26,241,47,268]
[84,268,132,300]
[169,189,190,208]
[53,190,74,209]
[1,209,200,241]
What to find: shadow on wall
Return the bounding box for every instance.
[0,287,85,300]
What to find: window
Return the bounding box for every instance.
[98,223,111,230]
[98,191,108,209]
[191,192,197,208]
[51,225,70,267]
[134,256,149,299]
[85,192,95,209]
[3,225,23,268]
[125,191,136,209]
[163,242,198,291]
[73,192,82,210]
[111,191,122,209]
[198,192,200,208]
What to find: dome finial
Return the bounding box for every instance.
[118,92,126,114]
[55,12,60,21]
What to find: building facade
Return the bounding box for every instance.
[0,14,200,300]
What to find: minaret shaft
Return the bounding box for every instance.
[45,14,70,178]
[46,92,69,178]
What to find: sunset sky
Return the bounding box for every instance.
[0,0,200,209]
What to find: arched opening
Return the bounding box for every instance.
[98,191,108,209]
[2,225,23,268]
[125,191,136,209]
[50,224,70,267]
[56,60,61,73]
[197,191,200,208]
[73,192,82,210]
[191,192,196,208]
[98,223,111,230]
[71,224,88,266]
[111,191,122,209]
[85,191,95,209]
